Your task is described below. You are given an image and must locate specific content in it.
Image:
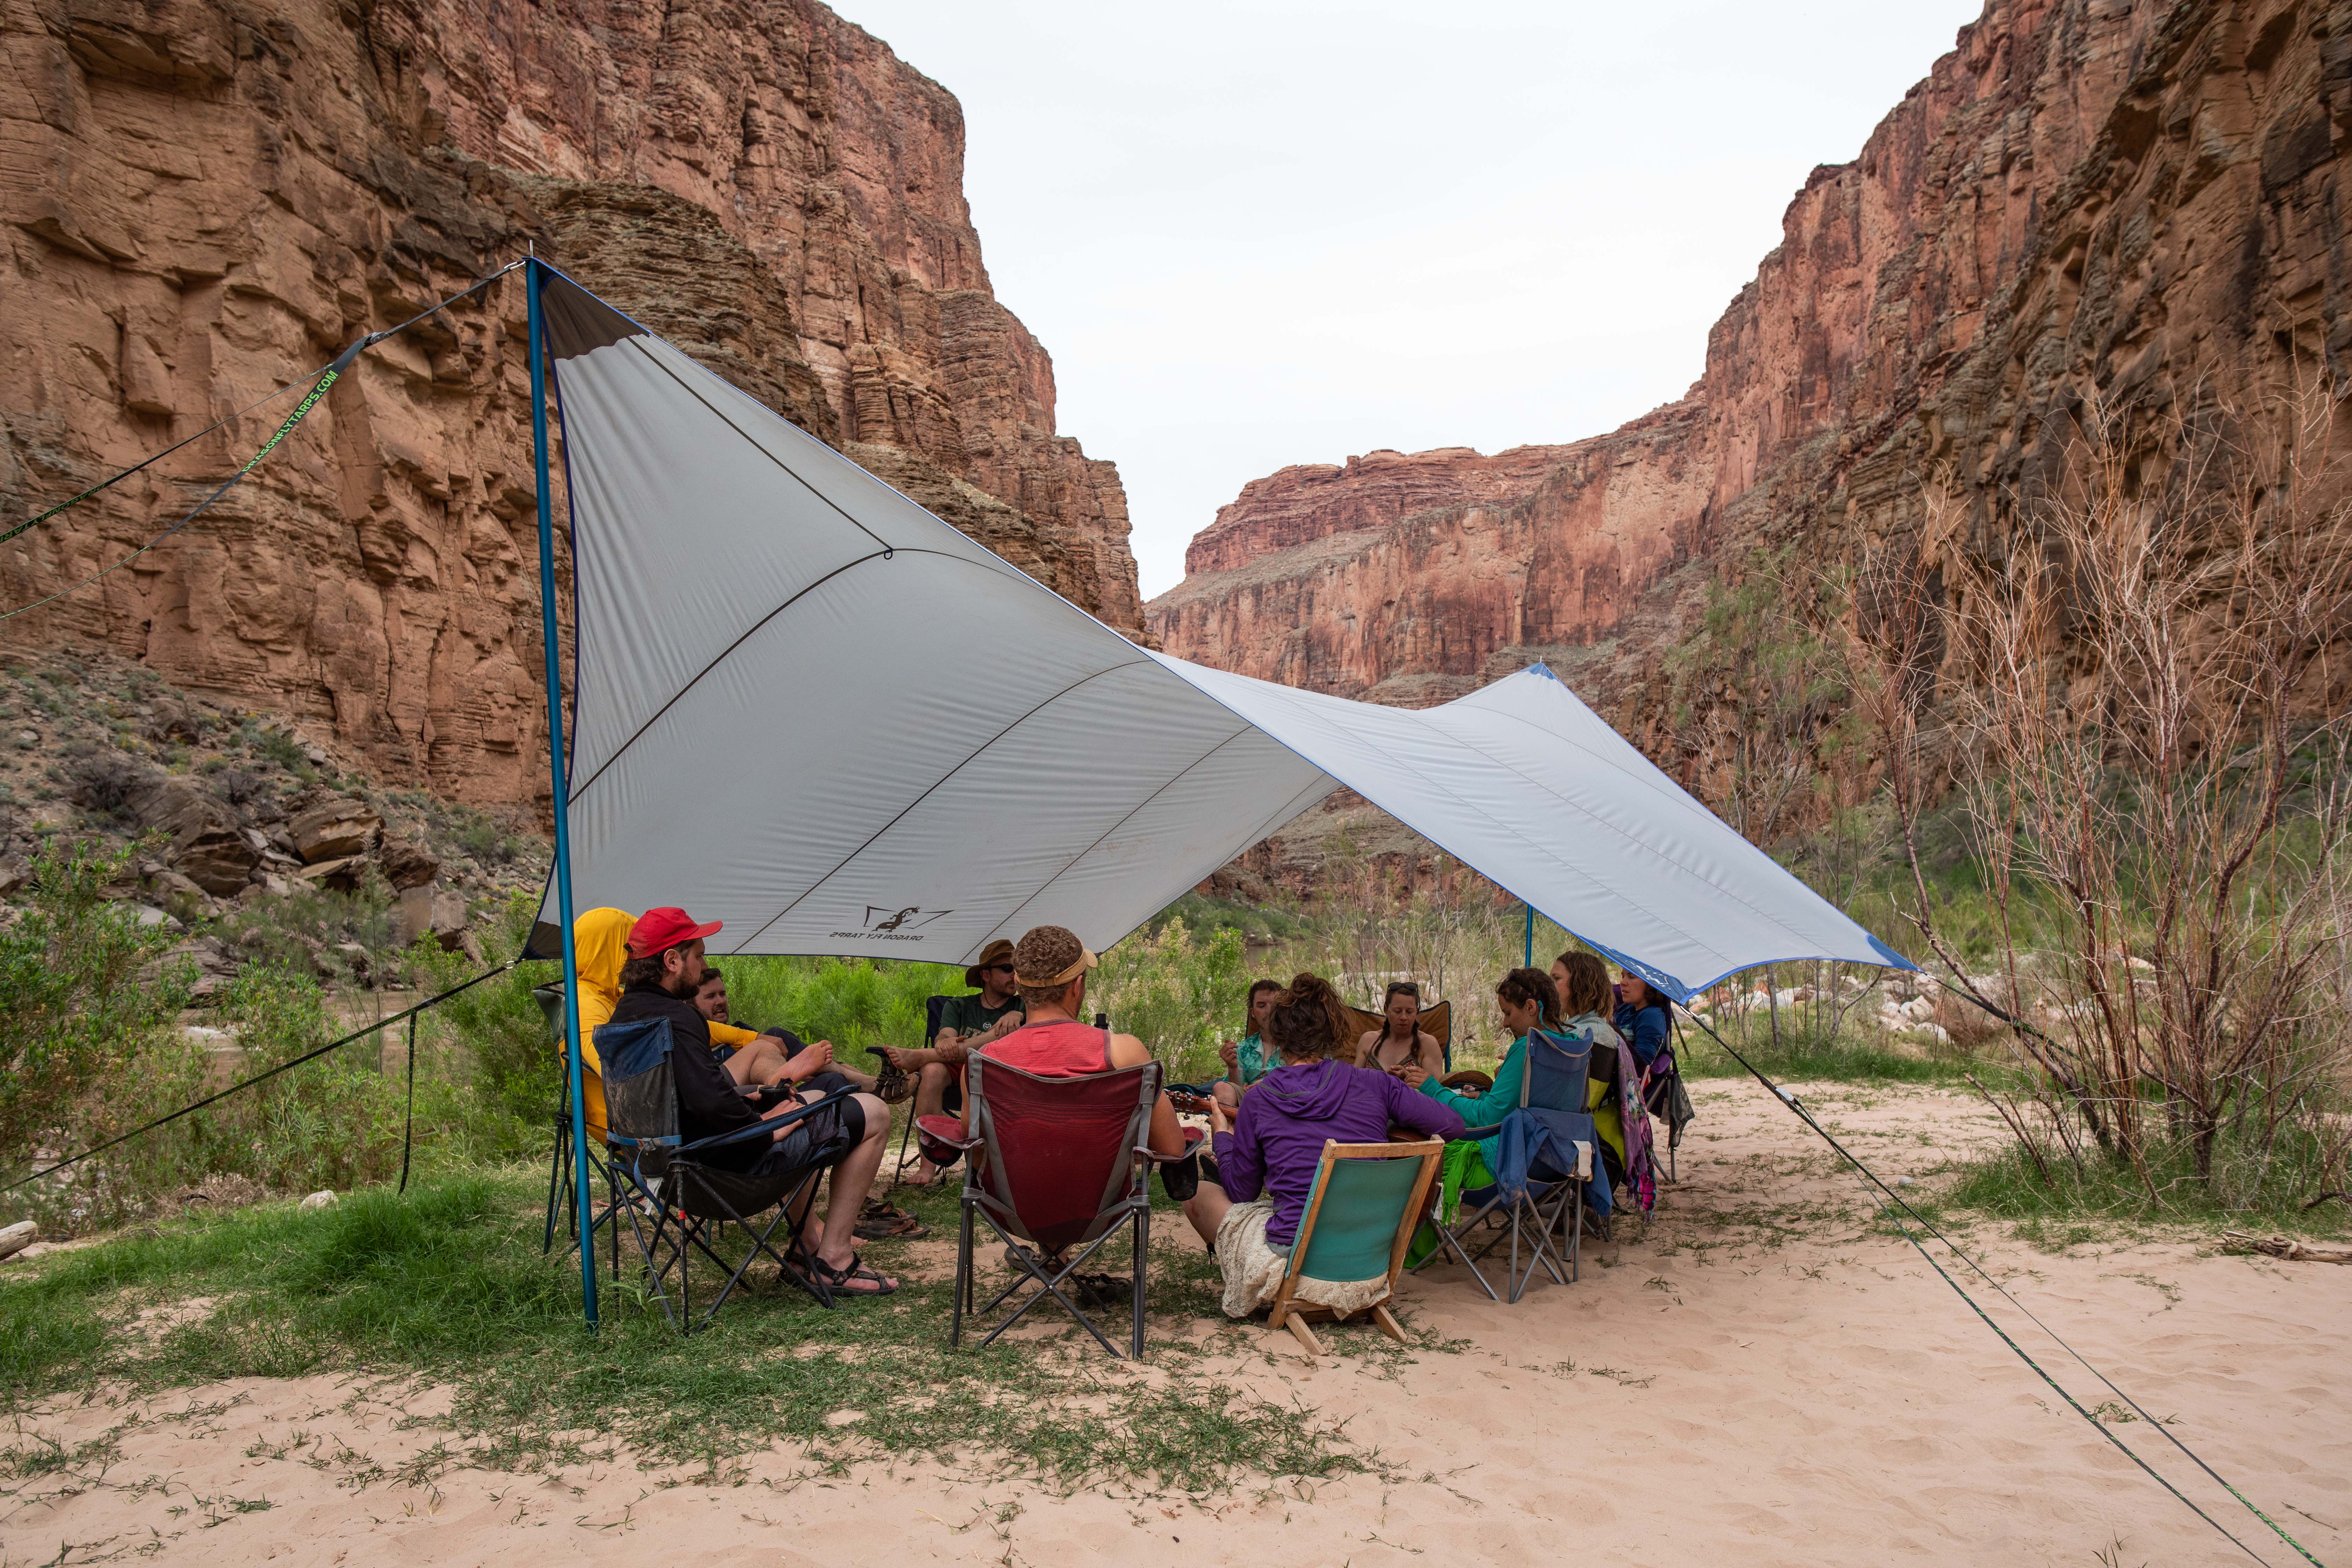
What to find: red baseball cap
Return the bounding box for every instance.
[626,907,723,958]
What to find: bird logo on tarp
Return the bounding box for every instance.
[833,906,954,943]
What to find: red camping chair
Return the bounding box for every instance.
[922,1052,1189,1360]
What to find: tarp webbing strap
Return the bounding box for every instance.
[0,262,522,620]
[1678,1004,2314,1566]
[1,959,515,1197]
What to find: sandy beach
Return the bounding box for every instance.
[6,1078,2345,1567]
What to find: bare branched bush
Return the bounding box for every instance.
[1857,385,2352,1207]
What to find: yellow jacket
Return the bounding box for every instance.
[565,908,757,1135]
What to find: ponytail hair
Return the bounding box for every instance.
[1265,971,1349,1063]
[1496,966,1562,1028]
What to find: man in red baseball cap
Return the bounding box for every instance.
[604,907,898,1296]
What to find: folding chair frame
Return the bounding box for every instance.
[604,1087,858,1334]
[1412,1139,1588,1303]
[541,1073,621,1267]
[1268,1139,1443,1357]
[885,995,954,1195]
[937,1056,1188,1361]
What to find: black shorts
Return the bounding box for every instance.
[752,1094,865,1177]
[941,1074,963,1117]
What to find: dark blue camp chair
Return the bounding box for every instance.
[597,1015,858,1333]
[1412,1027,1596,1303]
[1267,1138,1446,1357]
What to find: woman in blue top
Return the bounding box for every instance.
[1611,971,1672,1073]
[1212,979,1283,1111]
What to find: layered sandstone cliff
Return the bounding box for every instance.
[1152,0,2352,732]
[0,0,1141,806]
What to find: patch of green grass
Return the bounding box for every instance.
[0,1168,1390,1493]
[1941,1128,2352,1241]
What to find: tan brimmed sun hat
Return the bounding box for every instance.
[964,938,1017,990]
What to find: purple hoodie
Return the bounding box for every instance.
[1212,1059,1465,1247]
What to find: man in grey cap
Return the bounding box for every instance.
[878,936,1023,1185]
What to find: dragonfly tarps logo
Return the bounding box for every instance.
[829,905,955,943]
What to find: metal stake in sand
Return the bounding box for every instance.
[527,256,599,1329]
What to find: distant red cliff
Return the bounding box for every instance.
[1151,0,2352,724]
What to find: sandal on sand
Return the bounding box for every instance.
[1069,1272,1131,1308]
[854,1210,926,1240]
[811,1251,897,1297]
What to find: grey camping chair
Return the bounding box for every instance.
[1412,1026,1595,1303]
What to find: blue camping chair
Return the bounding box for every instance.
[1412,1026,1596,1303]
[1267,1138,1446,1357]
[597,1015,859,1332]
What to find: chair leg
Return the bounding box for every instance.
[1371,1303,1407,1344]
[951,1195,973,1350]
[1283,1314,1323,1358]
[1131,1208,1147,1362]
[542,1113,569,1255]
[886,1104,918,1194]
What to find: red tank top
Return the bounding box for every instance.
[982,1020,1111,1077]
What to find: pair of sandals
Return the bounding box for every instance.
[854,1196,925,1240]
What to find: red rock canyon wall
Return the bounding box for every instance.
[0,0,1142,806]
[1152,0,2352,730]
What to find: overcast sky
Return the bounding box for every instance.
[842,1,1987,598]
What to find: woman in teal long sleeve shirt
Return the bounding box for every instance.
[1402,966,1563,1170]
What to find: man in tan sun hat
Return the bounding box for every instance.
[877,936,1024,1185]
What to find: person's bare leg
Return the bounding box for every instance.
[722,1038,790,1088]
[895,1062,954,1185]
[812,1094,897,1289]
[1211,1081,1241,1112]
[1184,1178,1235,1249]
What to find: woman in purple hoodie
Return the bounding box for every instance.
[1184,974,1465,1318]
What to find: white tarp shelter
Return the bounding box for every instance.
[530,268,1911,1004]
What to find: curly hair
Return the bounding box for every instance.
[1552,951,1612,1018]
[1264,971,1349,1063]
[1495,965,1562,1027]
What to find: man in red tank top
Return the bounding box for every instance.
[970,926,1190,1165]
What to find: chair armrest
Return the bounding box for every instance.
[603,1133,679,1152]
[676,1086,855,1157]
[1135,1127,1205,1163]
[915,1113,981,1153]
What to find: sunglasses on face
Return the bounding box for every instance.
[985,963,1015,975]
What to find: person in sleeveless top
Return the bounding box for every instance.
[968,926,1191,1295]
[969,925,1190,1141]
[1354,979,1444,1080]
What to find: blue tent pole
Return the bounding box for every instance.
[527,258,598,1330]
[1523,902,1534,968]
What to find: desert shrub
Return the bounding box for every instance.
[0,841,194,1160]
[58,750,154,819]
[226,874,403,988]
[410,892,561,1138]
[454,810,520,866]
[244,726,307,771]
[1092,916,1245,1083]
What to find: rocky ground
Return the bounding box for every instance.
[0,645,548,1002]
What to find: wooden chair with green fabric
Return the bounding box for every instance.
[1264,1138,1446,1358]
